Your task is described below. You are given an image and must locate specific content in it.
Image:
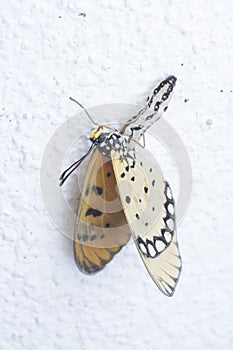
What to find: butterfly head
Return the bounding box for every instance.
[89,126,108,144]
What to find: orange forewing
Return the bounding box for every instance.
[73,149,131,274]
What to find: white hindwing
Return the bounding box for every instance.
[111,145,182,296]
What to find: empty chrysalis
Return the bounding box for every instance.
[60,76,182,297]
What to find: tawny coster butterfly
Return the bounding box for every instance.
[60,76,182,297]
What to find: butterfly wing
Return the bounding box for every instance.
[74,148,131,274]
[120,76,177,141]
[111,145,182,296]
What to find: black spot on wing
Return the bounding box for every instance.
[126,196,131,204]
[92,185,103,196]
[82,234,88,242]
[85,208,102,217]
[130,161,135,168]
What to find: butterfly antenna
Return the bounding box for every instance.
[69,97,98,126]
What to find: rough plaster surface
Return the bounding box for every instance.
[1,1,233,349]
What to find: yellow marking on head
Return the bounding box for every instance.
[90,126,104,140]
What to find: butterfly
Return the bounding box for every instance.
[60,76,182,297]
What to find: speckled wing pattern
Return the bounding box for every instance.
[111,146,182,296]
[73,148,131,274]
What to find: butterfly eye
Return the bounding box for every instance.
[97,133,106,143]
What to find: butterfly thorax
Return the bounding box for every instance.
[90,126,131,160]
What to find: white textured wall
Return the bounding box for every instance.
[1,1,233,349]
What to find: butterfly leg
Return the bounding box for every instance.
[129,130,145,149]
